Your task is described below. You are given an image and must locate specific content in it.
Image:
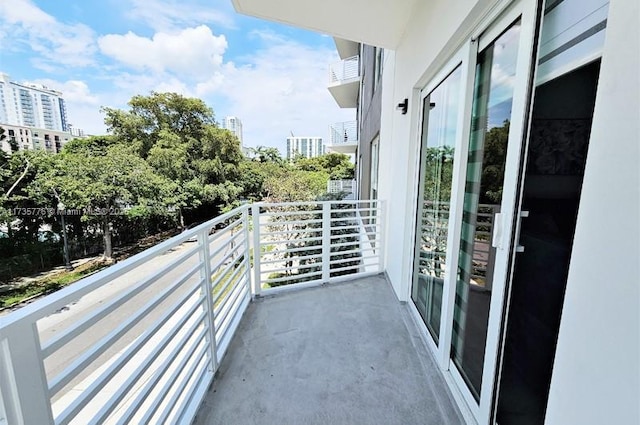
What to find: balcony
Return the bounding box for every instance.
[328,56,360,108]
[0,200,462,424]
[327,120,358,154]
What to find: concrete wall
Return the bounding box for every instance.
[544,0,640,423]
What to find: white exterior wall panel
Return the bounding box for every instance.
[544,0,640,423]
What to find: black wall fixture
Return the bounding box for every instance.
[397,98,408,114]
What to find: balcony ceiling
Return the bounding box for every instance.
[327,142,357,154]
[328,78,360,108]
[231,0,418,49]
[334,37,359,59]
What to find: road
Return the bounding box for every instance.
[36,232,240,406]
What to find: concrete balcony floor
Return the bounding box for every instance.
[194,275,464,425]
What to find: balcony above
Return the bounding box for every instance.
[327,120,358,154]
[328,56,360,108]
[194,276,463,425]
[231,0,417,49]
[334,37,359,60]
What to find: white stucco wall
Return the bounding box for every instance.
[544,0,640,423]
[378,0,494,300]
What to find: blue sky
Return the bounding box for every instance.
[0,0,353,153]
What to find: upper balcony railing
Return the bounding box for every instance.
[0,200,384,425]
[329,120,358,145]
[329,55,360,84]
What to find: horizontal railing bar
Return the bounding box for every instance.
[329,263,366,273]
[115,323,208,425]
[330,247,368,257]
[214,280,247,325]
[2,205,249,327]
[209,239,246,272]
[259,253,322,265]
[264,270,322,285]
[330,223,378,232]
[215,293,250,361]
[211,255,246,294]
[83,300,206,425]
[205,217,244,246]
[140,339,209,424]
[173,358,211,425]
[330,255,378,266]
[260,262,322,276]
[261,218,323,228]
[259,209,322,218]
[332,230,379,240]
[330,240,361,249]
[216,285,249,344]
[258,200,376,208]
[263,245,322,256]
[260,235,323,245]
[54,285,204,425]
[48,264,202,397]
[42,245,200,358]
[207,231,245,262]
[330,208,379,215]
[260,228,322,238]
[212,259,248,308]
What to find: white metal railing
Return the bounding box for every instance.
[327,179,356,195]
[329,120,358,145]
[0,200,385,425]
[329,55,360,84]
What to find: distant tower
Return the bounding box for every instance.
[286,136,325,160]
[222,116,243,147]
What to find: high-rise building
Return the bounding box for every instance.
[286,136,324,160]
[0,73,68,132]
[222,116,243,146]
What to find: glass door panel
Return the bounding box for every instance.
[411,66,462,344]
[450,22,522,400]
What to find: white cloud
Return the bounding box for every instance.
[207,33,354,152]
[0,0,96,67]
[126,0,235,32]
[98,26,227,78]
[26,78,105,134]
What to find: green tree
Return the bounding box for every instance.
[37,142,176,259]
[249,146,284,164]
[103,92,244,224]
[295,152,354,179]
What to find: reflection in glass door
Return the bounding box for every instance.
[411,66,462,344]
[450,22,522,400]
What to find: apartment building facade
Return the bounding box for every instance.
[222,116,243,146]
[0,73,68,132]
[286,136,325,160]
[232,0,639,424]
[1,123,74,155]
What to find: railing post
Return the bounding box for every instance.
[378,200,386,273]
[242,207,252,296]
[0,323,54,425]
[199,227,218,372]
[322,202,331,282]
[252,204,262,296]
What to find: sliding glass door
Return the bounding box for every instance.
[409,1,544,424]
[411,66,463,344]
[451,21,522,401]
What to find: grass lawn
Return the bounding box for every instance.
[0,260,108,309]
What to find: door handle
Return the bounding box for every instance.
[515,210,529,253]
[491,212,503,249]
